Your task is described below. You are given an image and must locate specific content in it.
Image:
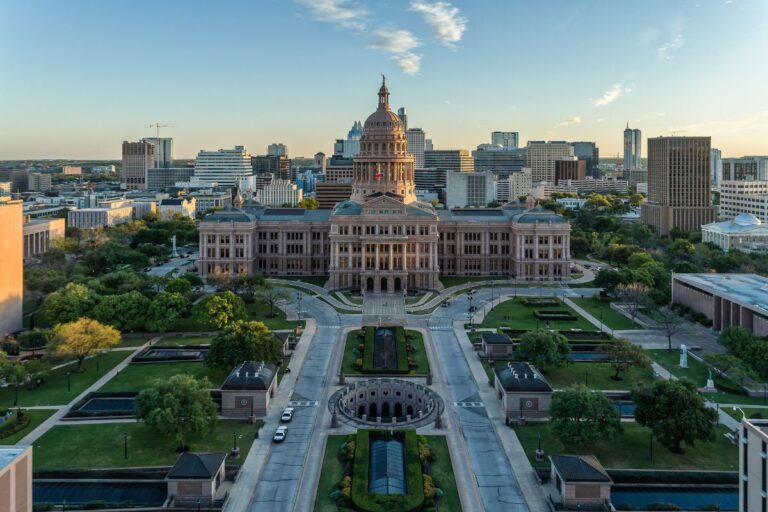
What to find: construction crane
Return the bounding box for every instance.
[149,122,175,139]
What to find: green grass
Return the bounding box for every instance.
[516,422,738,471]
[99,362,229,392]
[314,435,348,512]
[155,336,212,347]
[341,331,363,375]
[425,435,461,512]
[648,349,709,383]
[171,315,210,332]
[341,329,429,375]
[33,420,259,469]
[702,392,768,406]
[407,331,430,375]
[0,409,58,444]
[724,406,768,421]
[119,334,155,347]
[545,362,656,391]
[480,297,596,331]
[245,301,298,330]
[0,351,133,408]
[570,297,640,330]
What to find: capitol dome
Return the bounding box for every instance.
[734,213,762,226]
[362,77,406,136]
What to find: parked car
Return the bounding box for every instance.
[281,407,294,423]
[273,426,288,443]
[441,302,449,308]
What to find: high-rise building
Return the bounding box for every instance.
[571,141,600,178]
[424,149,474,174]
[415,167,447,194]
[491,131,519,150]
[254,179,303,207]
[252,154,291,180]
[0,197,23,335]
[623,124,642,171]
[193,146,253,188]
[425,139,434,151]
[0,170,27,193]
[343,122,363,158]
[719,181,768,222]
[473,146,526,176]
[710,148,722,189]
[142,137,173,168]
[526,141,573,183]
[721,157,768,182]
[508,168,533,201]
[314,152,326,173]
[445,170,496,208]
[27,172,52,192]
[397,107,408,131]
[315,182,352,209]
[640,136,716,235]
[146,167,195,190]
[407,128,426,168]
[555,158,587,183]
[267,143,287,157]
[122,140,154,190]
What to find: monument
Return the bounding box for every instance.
[679,344,688,368]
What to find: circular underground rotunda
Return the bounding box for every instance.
[329,378,444,429]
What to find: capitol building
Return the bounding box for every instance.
[198,79,572,292]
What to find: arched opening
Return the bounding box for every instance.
[369,403,378,418]
[394,277,402,292]
[380,277,388,292]
[366,277,374,292]
[406,405,414,416]
[381,402,391,418]
[358,405,365,417]
[394,403,403,417]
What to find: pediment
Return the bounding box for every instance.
[361,194,406,216]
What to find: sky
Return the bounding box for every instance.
[1,0,767,160]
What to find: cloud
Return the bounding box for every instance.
[593,84,632,107]
[557,116,582,127]
[296,0,367,30]
[410,1,467,48]
[658,33,684,60]
[667,111,768,135]
[369,28,422,75]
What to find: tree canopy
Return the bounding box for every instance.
[207,320,283,369]
[91,291,150,331]
[550,385,622,444]
[193,291,246,329]
[606,338,651,380]
[40,282,97,325]
[50,318,121,371]
[517,329,570,371]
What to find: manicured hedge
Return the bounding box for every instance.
[520,298,561,307]
[361,326,409,374]
[0,410,31,439]
[351,429,425,512]
[363,327,375,371]
[395,328,408,371]
[534,310,578,321]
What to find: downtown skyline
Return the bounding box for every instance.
[1,0,768,160]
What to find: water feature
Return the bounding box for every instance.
[78,397,136,413]
[373,328,397,370]
[612,486,737,510]
[369,438,406,495]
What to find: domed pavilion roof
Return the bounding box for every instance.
[734,212,762,226]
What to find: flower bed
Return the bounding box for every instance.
[520,298,561,307]
[534,310,578,321]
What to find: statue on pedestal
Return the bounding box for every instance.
[679,344,688,369]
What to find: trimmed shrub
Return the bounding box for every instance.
[363,327,375,371]
[0,410,31,440]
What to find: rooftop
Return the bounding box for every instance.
[550,455,612,483]
[495,362,552,392]
[482,332,513,345]
[166,452,225,480]
[0,446,28,471]
[221,361,277,390]
[673,273,768,314]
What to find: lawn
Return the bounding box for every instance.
[0,408,57,444]
[314,435,348,512]
[33,420,259,469]
[724,406,768,421]
[647,349,709,384]
[99,362,230,392]
[340,329,429,375]
[245,301,299,330]
[480,297,596,331]
[545,362,656,391]
[516,422,738,471]
[0,351,133,408]
[570,297,640,330]
[155,335,212,347]
[425,435,461,512]
[408,331,430,375]
[341,331,362,375]
[119,334,156,347]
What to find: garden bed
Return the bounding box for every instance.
[520,298,561,306]
[534,310,578,321]
[344,327,428,375]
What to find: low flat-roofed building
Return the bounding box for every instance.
[23,216,65,259]
[702,213,768,253]
[159,197,196,220]
[494,361,552,420]
[219,361,277,418]
[740,418,768,512]
[0,445,32,512]
[549,454,612,509]
[68,205,133,229]
[189,191,232,215]
[62,165,82,175]
[672,273,768,336]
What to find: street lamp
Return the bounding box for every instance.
[733,406,746,420]
[123,432,128,460]
[510,272,517,298]
[67,372,71,392]
[295,291,303,320]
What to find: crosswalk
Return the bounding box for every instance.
[454,401,485,408]
[317,324,341,329]
[287,400,319,407]
[429,325,453,331]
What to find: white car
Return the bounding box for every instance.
[280,407,294,423]
[273,426,288,443]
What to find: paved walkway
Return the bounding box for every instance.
[563,297,614,335]
[362,293,407,325]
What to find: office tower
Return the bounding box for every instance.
[0,170,27,193]
[0,182,10,195]
[623,124,642,171]
[333,139,345,156]
[254,179,303,206]
[425,139,434,151]
[122,140,154,190]
[193,146,253,188]
[267,143,287,157]
[0,197,23,335]
[397,107,408,131]
[251,154,290,181]
[315,182,352,208]
[473,146,526,176]
[343,122,362,158]
[508,168,533,201]
[325,155,354,182]
[571,141,600,178]
[526,141,574,182]
[424,149,474,173]
[721,157,768,182]
[445,170,496,208]
[555,158,587,183]
[407,128,426,168]
[142,137,173,168]
[719,181,768,222]
[640,136,716,235]
[314,152,326,172]
[146,167,195,189]
[710,148,722,189]
[491,131,519,150]
[27,173,52,192]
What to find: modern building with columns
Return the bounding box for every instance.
[198,79,571,292]
[672,273,768,337]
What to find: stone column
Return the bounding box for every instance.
[361,244,366,271]
[415,242,420,269]
[348,242,353,268]
[375,244,380,270]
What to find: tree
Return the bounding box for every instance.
[628,193,644,207]
[550,385,622,444]
[40,282,98,325]
[91,292,151,331]
[207,320,283,369]
[49,318,121,372]
[0,359,28,406]
[517,329,570,372]
[615,282,649,324]
[632,379,718,453]
[179,272,204,287]
[606,338,651,380]
[194,291,246,329]
[627,252,654,269]
[653,306,683,351]
[135,374,217,452]
[254,281,290,318]
[145,292,189,332]
[298,196,319,209]
[719,326,768,379]
[705,353,755,389]
[165,278,193,296]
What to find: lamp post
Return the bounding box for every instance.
[296,291,303,320]
[123,431,128,460]
[468,294,474,330]
[491,280,495,311]
[600,309,604,332]
[67,372,71,392]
